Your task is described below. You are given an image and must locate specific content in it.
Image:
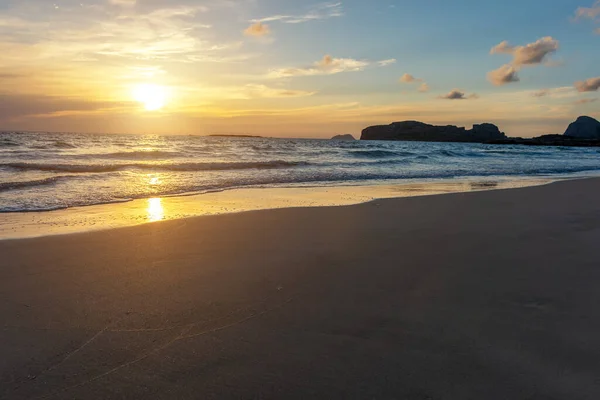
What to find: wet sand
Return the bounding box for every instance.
[0,177,554,240]
[1,178,600,399]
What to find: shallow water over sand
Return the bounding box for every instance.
[0,177,557,239]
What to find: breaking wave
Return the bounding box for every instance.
[0,176,71,192]
[1,160,311,173]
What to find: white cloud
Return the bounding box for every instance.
[0,2,241,65]
[418,83,429,93]
[377,59,397,67]
[252,2,343,24]
[268,54,373,78]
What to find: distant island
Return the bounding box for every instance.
[361,116,600,147]
[209,134,263,138]
[331,134,356,141]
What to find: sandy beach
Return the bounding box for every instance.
[1,178,600,399]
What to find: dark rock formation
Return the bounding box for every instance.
[564,116,600,139]
[361,121,506,143]
[489,135,600,147]
[331,134,356,141]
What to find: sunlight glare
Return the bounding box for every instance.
[133,84,167,111]
[147,198,165,222]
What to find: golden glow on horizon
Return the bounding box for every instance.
[147,198,165,222]
[133,84,168,111]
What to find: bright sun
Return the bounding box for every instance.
[133,84,167,111]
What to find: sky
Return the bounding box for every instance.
[0,0,598,138]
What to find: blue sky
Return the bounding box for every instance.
[0,0,598,137]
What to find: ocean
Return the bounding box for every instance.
[1,131,600,213]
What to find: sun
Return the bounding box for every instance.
[133,84,168,111]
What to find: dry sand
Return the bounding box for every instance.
[1,178,600,399]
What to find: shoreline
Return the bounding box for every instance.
[0,175,566,240]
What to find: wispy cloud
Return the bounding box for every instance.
[574,98,598,104]
[418,83,430,93]
[0,2,240,66]
[268,54,391,78]
[529,87,578,99]
[574,76,600,92]
[377,59,397,67]
[251,2,343,24]
[399,73,429,93]
[574,0,600,32]
[575,1,600,19]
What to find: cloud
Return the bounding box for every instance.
[399,73,421,83]
[109,0,137,6]
[532,89,550,97]
[574,1,600,20]
[377,59,397,67]
[490,37,559,66]
[252,2,343,24]
[575,98,598,105]
[488,37,559,87]
[241,84,316,98]
[0,2,245,66]
[269,54,376,78]
[244,22,270,37]
[0,93,135,120]
[399,73,429,93]
[528,87,578,99]
[574,76,600,92]
[487,64,520,86]
[439,89,478,100]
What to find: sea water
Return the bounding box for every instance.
[1,131,600,213]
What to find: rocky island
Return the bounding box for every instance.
[361,116,600,147]
[564,116,600,139]
[361,121,506,143]
[331,134,356,141]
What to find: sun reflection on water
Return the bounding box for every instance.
[147,198,164,222]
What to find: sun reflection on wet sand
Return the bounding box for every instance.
[0,177,557,240]
[147,198,165,222]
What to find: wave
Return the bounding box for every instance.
[0,138,19,147]
[94,151,185,160]
[350,150,414,158]
[52,140,77,149]
[434,150,460,157]
[0,176,70,192]
[3,165,600,213]
[1,160,311,173]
